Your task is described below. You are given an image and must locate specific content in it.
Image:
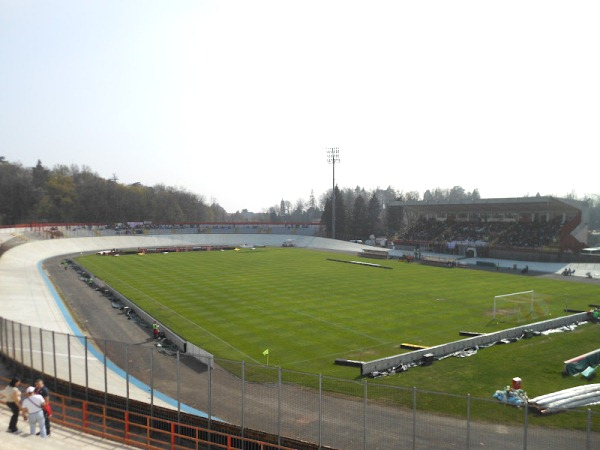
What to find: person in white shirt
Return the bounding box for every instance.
[20,386,47,438]
[2,377,22,433]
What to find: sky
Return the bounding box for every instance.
[1,1,599,213]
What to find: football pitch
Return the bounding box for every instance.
[75,247,600,398]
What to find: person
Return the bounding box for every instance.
[3,377,22,433]
[20,386,47,438]
[34,378,51,436]
[152,321,160,339]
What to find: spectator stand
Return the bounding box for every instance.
[421,255,462,268]
[360,248,389,260]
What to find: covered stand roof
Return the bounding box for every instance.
[389,196,584,217]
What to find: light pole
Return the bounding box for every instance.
[326,147,340,239]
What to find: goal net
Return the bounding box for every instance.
[492,290,549,322]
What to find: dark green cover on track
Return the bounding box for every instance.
[564,349,600,376]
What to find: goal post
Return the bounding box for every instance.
[493,290,535,321]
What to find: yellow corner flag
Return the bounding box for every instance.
[263,348,269,356]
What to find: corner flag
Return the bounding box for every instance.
[262,349,269,356]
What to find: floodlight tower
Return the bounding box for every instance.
[326,147,340,239]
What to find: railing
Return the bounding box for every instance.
[2,316,600,450]
[0,381,296,450]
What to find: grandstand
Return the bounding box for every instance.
[389,196,590,262]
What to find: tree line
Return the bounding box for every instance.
[316,185,485,241]
[0,159,226,225]
[0,157,476,233]
[2,157,597,244]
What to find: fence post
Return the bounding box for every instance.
[278,366,282,447]
[146,415,151,447]
[0,318,4,357]
[150,346,154,416]
[11,321,16,367]
[208,355,212,425]
[523,402,528,450]
[412,386,417,450]
[83,401,88,429]
[68,333,72,397]
[466,394,471,450]
[19,322,24,370]
[125,343,129,411]
[319,374,323,449]
[176,350,181,421]
[84,336,89,401]
[51,331,57,391]
[171,421,176,448]
[241,360,245,437]
[39,328,44,376]
[28,325,33,381]
[363,379,368,450]
[124,411,130,445]
[587,409,592,450]
[103,339,108,406]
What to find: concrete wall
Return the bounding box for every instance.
[360,312,589,376]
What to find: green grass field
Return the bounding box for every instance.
[75,247,600,411]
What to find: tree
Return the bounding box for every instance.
[210,202,227,222]
[321,186,347,239]
[31,160,50,208]
[404,190,421,201]
[0,161,35,224]
[31,160,50,188]
[0,157,229,225]
[367,192,383,236]
[351,195,369,239]
[280,199,286,217]
[308,190,316,210]
[37,172,77,222]
[291,198,305,221]
[72,167,110,222]
[283,200,292,217]
[448,186,466,201]
[269,206,278,222]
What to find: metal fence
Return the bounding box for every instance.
[1,316,598,450]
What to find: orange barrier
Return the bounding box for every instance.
[2,389,296,450]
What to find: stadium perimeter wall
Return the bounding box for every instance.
[80,274,217,368]
[488,247,585,263]
[83,275,214,366]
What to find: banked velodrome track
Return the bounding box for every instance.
[0,233,366,413]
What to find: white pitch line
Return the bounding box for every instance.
[294,310,388,344]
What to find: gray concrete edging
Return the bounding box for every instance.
[360,312,589,376]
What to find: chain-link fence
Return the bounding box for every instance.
[1,316,598,450]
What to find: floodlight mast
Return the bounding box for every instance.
[326,147,340,239]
